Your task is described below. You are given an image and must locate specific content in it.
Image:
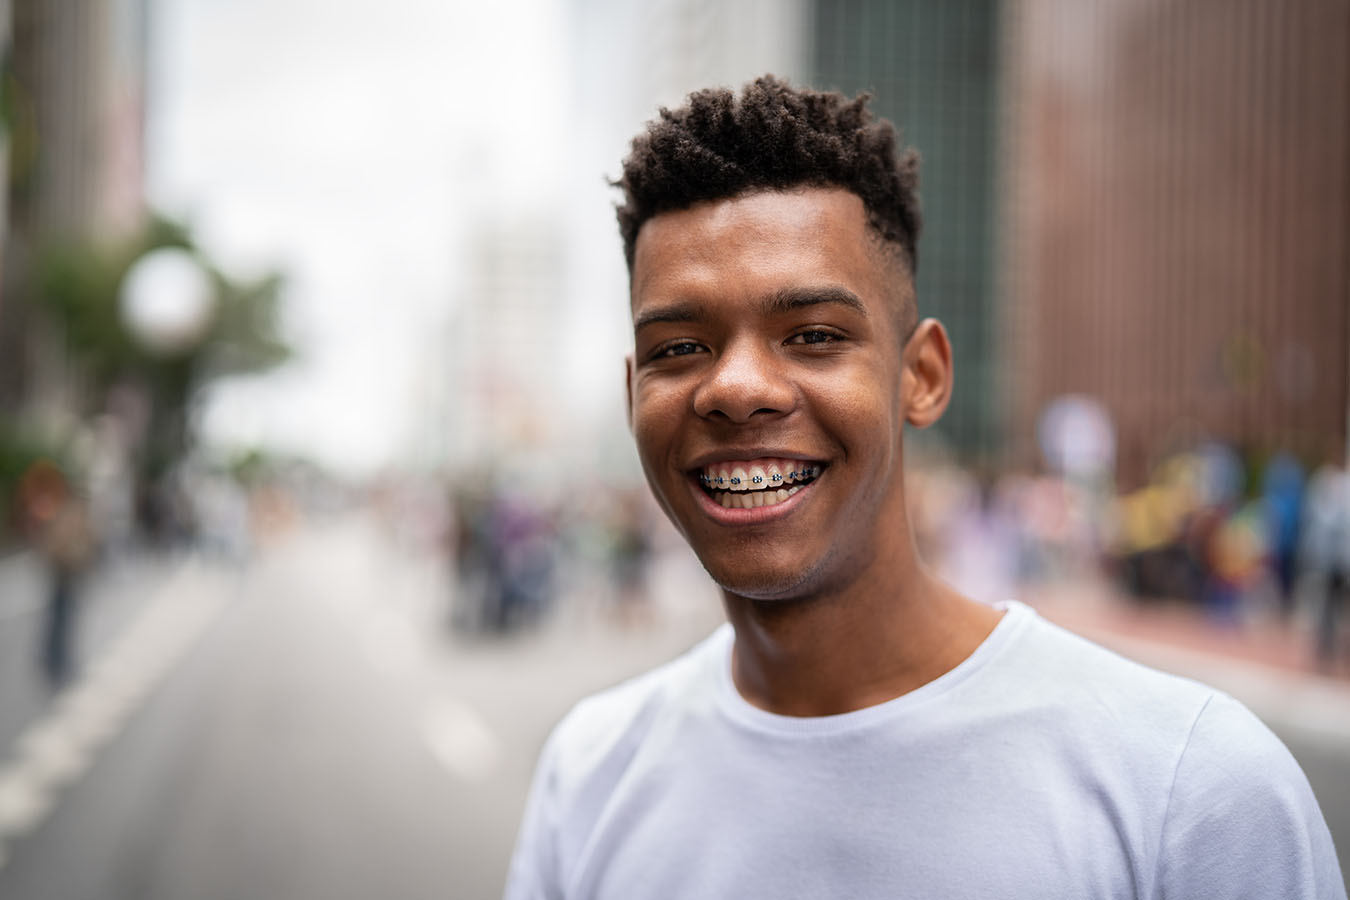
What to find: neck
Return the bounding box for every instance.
[722,557,1001,717]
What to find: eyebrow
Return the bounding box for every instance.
[634,285,868,334]
[633,302,703,334]
[763,285,868,318]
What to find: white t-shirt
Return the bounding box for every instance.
[505,602,1345,899]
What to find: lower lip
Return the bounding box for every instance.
[689,477,815,525]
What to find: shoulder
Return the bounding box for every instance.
[1153,691,1344,897]
[540,625,729,795]
[992,605,1218,740]
[996,608,1343,895]
[1167,690,1327,832]
[505,626,731,899]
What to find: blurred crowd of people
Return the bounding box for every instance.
[444,480,656,634]
[373,469,662,636]
[1111,447,1347,666]
[9,437,1347,680]
[911,444,1350,671]
[371,438,1350,674]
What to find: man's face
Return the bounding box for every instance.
[628,188,916,601]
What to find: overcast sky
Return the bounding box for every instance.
[147,0,570,475]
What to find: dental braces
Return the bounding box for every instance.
[698,466,820,488]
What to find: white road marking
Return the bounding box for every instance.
[422,700,501,782]
[361,614,420,678]
[0,558,229,871]
[316,531,503,785]
[15,722,91,787]
[0,763,52,835]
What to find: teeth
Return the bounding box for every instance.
[702,459,818,488]
[699,458,822,510]
[707,485,798,509]
[729,466,748,491]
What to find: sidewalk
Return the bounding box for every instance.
[1027,577,1350,746]
[0,548,194,751]
[0,551,42,622]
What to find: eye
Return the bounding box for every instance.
[787,329,843,346]
[654,340,705,359]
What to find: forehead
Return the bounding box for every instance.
[630,188,886,310]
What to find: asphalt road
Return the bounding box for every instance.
[0,517,1345,898]
[0,518,720,900]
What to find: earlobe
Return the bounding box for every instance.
[624,355,636,432]
[903,319,954,429]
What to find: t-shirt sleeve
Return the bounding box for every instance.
[1154,692,1346,900]
[503,730,564,900]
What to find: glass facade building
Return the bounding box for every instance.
[812,0,1003,461]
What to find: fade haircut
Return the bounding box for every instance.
[615,75,922,278]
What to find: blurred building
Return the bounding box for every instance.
[0,0,149,424]
[0,1,9,275]
[1002,0,1349,486]
[464,0,813,480]
[810,0,1003,461]
[446,218,566,468]
[809,0,1349,487]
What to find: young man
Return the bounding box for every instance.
[505,76,1344,899]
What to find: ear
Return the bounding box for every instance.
[624,355,636,431]
[902,318,954,429]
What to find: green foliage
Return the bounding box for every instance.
[37,240,148,386]
[34,212,289,386]
[30,214,291,478]
[226,447,275,488]
[203,270,291,377]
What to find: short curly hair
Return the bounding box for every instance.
[615,75,921,276]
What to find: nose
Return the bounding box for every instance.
[691,337,795,423]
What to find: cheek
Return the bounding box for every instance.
[631,382,686,462]
[807,362,903,443]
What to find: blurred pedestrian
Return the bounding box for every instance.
[18,460,97,687]
[488,491,555,632]
[1302,462,1349,670]
[1262,452,1305,612]
[609,490,653,626]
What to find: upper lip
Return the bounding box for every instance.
[683,447,826,472]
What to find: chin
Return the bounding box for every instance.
[699,552,826,604]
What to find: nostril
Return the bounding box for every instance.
[692,373,795,423]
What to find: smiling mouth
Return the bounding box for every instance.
[695,458,823,510]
